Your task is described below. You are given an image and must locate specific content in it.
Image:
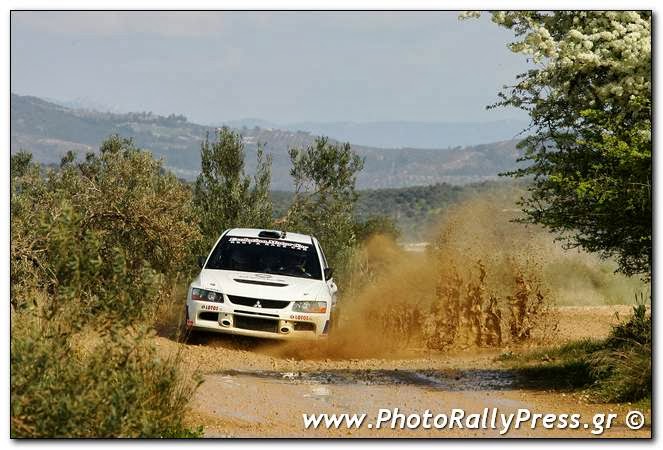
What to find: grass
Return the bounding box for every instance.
[498,305,651,404]
[498,339,603,391]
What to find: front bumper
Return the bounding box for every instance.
[186,298,329,340]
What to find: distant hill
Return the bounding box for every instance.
[11,93,523,190]
[220,119,529,149]
[282,120,528,149]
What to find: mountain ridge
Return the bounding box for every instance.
[11,93,523,190]
[222,118,529,149]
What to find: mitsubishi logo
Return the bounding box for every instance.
[253,300,262,308]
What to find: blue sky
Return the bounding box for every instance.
[11,11,531,124]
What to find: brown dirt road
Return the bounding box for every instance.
[156,305,651,438]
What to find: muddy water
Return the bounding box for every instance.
[210,368,520,390]
[194,369,526,438]
[190,369,650,438]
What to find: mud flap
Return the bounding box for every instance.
[185,305,193,328]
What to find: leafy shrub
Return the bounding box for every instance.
[588,341,651,403]
[11,136,200,324]
[502,304,651,403]
[11,136,203,437]
[354,215,401,241]
[11,317,201,438]
[588,304,651,402]
[605,303,651,348]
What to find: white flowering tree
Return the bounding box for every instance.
[471,11,651,277]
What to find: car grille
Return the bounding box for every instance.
[234,309,279,318]
[233,315,278,333]
[227,295,290,309]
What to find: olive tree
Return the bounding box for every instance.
[193,127,272,253]
[287,137,364,278]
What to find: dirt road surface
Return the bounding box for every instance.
[156,305,651,438]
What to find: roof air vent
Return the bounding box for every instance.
[258,230,282,239]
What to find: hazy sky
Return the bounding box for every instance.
[11,11,531,124]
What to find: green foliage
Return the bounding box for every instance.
[485,11,651,278]
[287,137,364,277]
[11,135,200,323]
[589,304,651,402]
[503,305,651,403]
[354,215,401,241]
[606,302,651,347]
[159,425,205,438]
[11,320,200,438]
[193,127,272,253]
[11,136,203,437]
[587,342,651,403]
[11,151,33,179]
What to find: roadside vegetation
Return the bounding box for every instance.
[499,303,651,405]
[193,127,273,255]
[471,10,652,404]
[11,138,202,437]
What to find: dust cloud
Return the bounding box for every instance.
[263,191,648,360]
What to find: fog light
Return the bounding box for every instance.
[292,301,327,313]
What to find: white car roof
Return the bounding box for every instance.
[225,228,314,245]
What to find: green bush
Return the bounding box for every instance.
[588,304,651,402]
[354,215,401,241]
[588,342,651,403]
[11,136,200,324]
[11,136,204,437]
[11,318,201,438]
[503,304,651,403]
[193,127,273,254]
[287,137,364,283]
[605,303,651,348]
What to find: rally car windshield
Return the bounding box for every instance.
[205,236,322,280]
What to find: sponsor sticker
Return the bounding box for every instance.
[229,236,309,251]
[290,314,311,321]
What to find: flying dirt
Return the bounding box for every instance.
[259,195,569,360]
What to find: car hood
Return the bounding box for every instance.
[198,269,326,301]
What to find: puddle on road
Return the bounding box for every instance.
[210,368,520,391]
[192,368,650,437]
[194,368,538,437]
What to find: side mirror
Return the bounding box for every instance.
[197,256,206,269]
[324,267,334,280]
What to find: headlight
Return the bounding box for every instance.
[292,301,327,313]
[191,288,224,303]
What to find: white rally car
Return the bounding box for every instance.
[186,228,337,340]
